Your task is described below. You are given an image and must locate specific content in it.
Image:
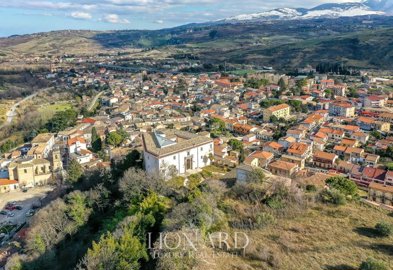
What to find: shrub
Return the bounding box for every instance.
[168,176,185,189]
[359,258,387,270]
[319,189,346,205]
[305,184,317,192]
[266,196,285,209]
[247,168,265,184]
[188,173,202,189]
[254,212,276,228]
[325,176,358,198]
[200,169,213,179]
[375,222,393,237]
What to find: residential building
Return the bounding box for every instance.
[313,151,338,169]
[329,102,355,117]
[263,104,290,122]
[0,179,19,193]
[368,182,393,206]
[268,160,298,177]
[244,151,274,168]
[364,95,386,108]
[28,133,55,159]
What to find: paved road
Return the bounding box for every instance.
[87,91,104,111]
[0,88,52,129]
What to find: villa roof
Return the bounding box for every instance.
[142,130,212,157]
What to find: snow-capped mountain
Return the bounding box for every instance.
[220,1,389,23]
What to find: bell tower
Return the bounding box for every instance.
[51,147,63,172]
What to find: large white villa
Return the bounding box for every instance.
[142,130,214,178]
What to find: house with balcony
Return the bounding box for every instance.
[368,182,393,207]
[313,151,338,169]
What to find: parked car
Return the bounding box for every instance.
[26,210,35,217]
[15,205,23,210]
[7,212,15,217]
[0,210,8,215]
[5,205,15,211]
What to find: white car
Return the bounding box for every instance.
[26,210,35,217]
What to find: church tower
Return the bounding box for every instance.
[51,147,63,172]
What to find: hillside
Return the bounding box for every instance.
[1,16,393,70]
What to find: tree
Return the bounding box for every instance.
[174,78,187,94]
[324,89,334,98]
[66,191,92,227]
[112,150,142,178]
[209,117,226,137]
[347,87,359,98]
[325,176,358,198]
[245,78,269,89]
[106,131,124,147]
[319,189,346,205]
[288,100,303,112]
[67,159,84,184]
[247,168,265,184]
[91,127,102,152]
[45,109,77,133]
[270,115,279,124]
[228,139,243,152]
[370,131,382,140]
[260,99,284,108]
[119,168,165,203]
[360,258,387,270]
[278,77,287,91]
[296,78,307,89]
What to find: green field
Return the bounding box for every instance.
[37,103,73,119]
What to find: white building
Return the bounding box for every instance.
[67,137,88,154]
[142,130,214,178]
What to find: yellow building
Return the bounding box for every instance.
[375,121,390,132]
[0,179,19,193]
[263,104,291,122]
[8,148,62,188]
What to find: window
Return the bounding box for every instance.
[24,169,27,173]
[200,147,203,151]
[173,155,176,160]
[187,151,190,156]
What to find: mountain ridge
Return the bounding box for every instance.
[217,0,390,23]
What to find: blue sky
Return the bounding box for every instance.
[0,0,361,36]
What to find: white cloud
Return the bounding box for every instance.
[155,19,164,24]
[102,14,130,24]
[70,11,92,19]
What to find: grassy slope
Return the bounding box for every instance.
[209,201,393,270]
